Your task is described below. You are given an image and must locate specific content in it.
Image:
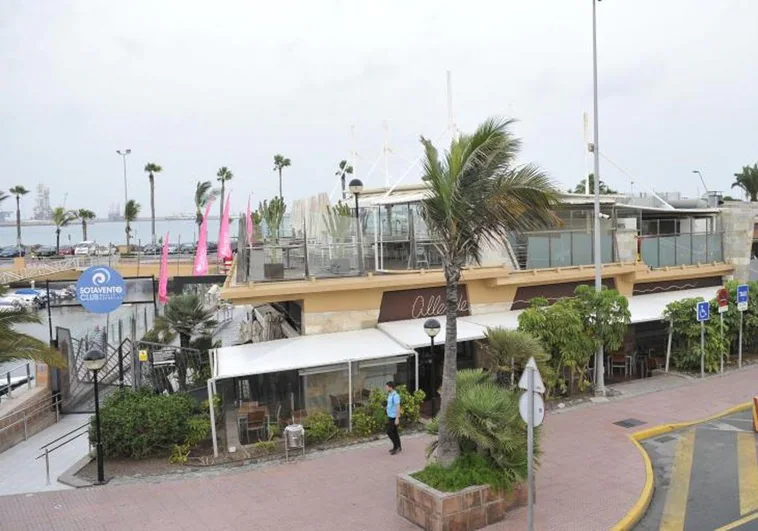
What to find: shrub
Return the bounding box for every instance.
[95,388,199,459]
[412,452,512,493]
[352,409,382,437]
[252,440,277,452]
[354,385,426,436]
[664,297,728,372]
[303,412,339,444]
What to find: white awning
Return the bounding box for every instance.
[377,316,486,349]
[213,328,414,380]
[460,309,524,330]
[628,286,719,324]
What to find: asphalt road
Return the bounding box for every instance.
[637,409,758,530]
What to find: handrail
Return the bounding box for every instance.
[35,429,88,459]
[35,421,90,486]
[0,392,59,425]
[39,420,89,451]
[0,360,34,399]
[0,393,60,443]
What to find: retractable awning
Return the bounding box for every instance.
[212,328,414,380]
[460,309,524,331]
[377,316,487,349]
[627,286,719,324]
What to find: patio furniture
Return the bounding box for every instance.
[245,410,268,443]
[330,394,349,426]
[610,354,628,378]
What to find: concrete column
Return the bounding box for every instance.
[720,202,758,282]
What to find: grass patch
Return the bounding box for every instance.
[411,452,515,493]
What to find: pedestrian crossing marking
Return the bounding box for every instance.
[660,430,696,531]
[737,432,758,516]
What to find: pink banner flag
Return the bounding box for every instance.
[158,232,170,303]
[218,193,233,261]
[246,194,254,246]
[193,201,213,276]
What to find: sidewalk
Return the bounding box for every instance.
[0,413,90,497]
[2,367,758,530]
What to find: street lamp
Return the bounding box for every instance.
[116,149,131,207]
[349,178,364,274]
[692,170,709,196]
[423,318,440,417]
[590,0,605,396]
[83,348,107,484]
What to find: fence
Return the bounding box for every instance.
[509,229,616,270]
[0,361,35,400]
[0,392,60,454]
[639,232,724,268]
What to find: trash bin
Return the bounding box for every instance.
[284,424,305,461]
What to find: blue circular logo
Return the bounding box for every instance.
[76,266,126,314]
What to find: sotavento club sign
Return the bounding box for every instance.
[378,286,470,323]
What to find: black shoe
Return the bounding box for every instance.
[396,447,402,453]
[390,448,398,455]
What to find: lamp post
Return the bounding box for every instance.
[423,318,440,417]
[692,170,709,197]
[590,0,605,397]
[84,348,107,484]
[117,149,131,239]
[349,178,364,274]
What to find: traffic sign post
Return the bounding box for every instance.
[717,288,729,373]
[519,357,545,531]
[696,301,710,379]
[738,284,749,368]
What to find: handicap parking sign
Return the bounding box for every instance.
[696,301,710,322]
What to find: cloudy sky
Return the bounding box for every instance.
[2,0,757,217]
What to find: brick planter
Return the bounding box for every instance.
[397,472,529,531]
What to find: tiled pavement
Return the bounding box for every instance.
[3,366,758,530]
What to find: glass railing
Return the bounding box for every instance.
[509,230,616,270]
[640,232,723,268]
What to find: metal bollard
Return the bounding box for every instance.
[23,411,28,440]
[45,448,50,485]
[6,373,11,399]
[27,363,32,389]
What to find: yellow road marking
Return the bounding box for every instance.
[738,432,758,515]
[660,430,696,531]
[715,510,758,531]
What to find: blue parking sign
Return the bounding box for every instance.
[696,301,710,322]
[738,284,749,311]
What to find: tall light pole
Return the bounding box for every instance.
[692,170,708,196]
[591,0,605,396]
[83,348,107,484]
[423,318,441,417]
[349,178,364,275]
[116,149,131,214]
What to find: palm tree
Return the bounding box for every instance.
[0,285,66,367]
[52,207,77,253]
[9,186,29,248]
[273,154,291,199]
[420,117,559,465]
[570,173,617,195]
[144,163,162,244]
[335,160,354,200]
[481,328,553,388]
[194,180,219,228]
[216,167,234,220]
[0,191,8,205]
[156,294,217,391]
[732,164,758,201]
[124,199,141,250]
[77,209,96,241]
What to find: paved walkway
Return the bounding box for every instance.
[2,368,758,530]
[0,414,90,497]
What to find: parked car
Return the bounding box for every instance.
[33,245,57,258]
[74,241,97,256]
[95,244,117,256]
[0,246,25,258]
[58,246,74,256]
[167,244,180,255]
[207,241,218,253]
[179,242,197,254]
[142,244,160,256]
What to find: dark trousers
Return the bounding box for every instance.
[387,417,401,449]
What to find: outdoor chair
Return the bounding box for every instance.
[246,410,268,443]
[610,354,629,379]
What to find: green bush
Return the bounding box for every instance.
[353,385,426,437]
[303,412,339,443]
[352,409,382,437]
[664,297,728,372]
[412,452,512,493]
[252,440,277,452]
[94,388,201,459]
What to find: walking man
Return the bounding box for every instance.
[386,381,402,455]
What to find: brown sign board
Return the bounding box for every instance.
[378,285,470,323]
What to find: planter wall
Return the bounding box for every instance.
[397,472,530,531]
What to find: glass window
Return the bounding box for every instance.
[300,365,349,427]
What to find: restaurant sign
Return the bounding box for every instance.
[378,286,470,323]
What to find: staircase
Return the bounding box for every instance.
[0,257,113,285]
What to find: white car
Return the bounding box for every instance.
[74,241,97,256]
[95,244,116,256]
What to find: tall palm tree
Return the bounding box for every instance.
[124,199,141,250]
[732,164,758,201]
[335,160,354,200]
[9,186,29,248]
[52,207,77,253]
[194,180,219,228]
[156,294,217,391]
[420,117,559,465]
[144,162,162,244]
[273,154,291,199]
[0,285,66,367]
[77,209,96,241]
[0,191,8,205]
[216,167,234,220]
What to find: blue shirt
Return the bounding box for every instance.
[386,390,400,418]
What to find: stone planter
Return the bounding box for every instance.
[397,472,530,531]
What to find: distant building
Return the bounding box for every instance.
[108,203,123,221]
[0,211,12,221]
[32,184,53,220]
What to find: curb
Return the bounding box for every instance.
[611,401,753,530]
[58,455,95,488]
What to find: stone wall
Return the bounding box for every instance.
[303,309,380,335]
[397,473,529,531]
[721,202,758,281]
[0,388,56,454]
[616,228,638,263]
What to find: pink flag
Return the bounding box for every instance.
[158,232,170,303]
[246,194,254,246]
[218,194,233,261]
[193,201,213,276]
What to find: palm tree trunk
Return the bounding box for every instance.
[56,229,61,253]
[150,175,156,245]
[15,196,21,247]
[177,333,190,391]
[220,182,225,222]
[278,169,283,199]
[436,262,462,466]
[82,220,87,241]
[126,225,131,250]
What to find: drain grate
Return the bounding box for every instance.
[613,418,647,428]
[655,435,676,443]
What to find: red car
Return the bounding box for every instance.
[57,246,75,256]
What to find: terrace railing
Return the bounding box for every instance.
[639,231,724,269]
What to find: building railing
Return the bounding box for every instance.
[639,231,724,269]
[509,229,616,270]
[0,361,35,400]
[0,393,61,445]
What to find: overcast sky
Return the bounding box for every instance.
[2,0,757,217]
